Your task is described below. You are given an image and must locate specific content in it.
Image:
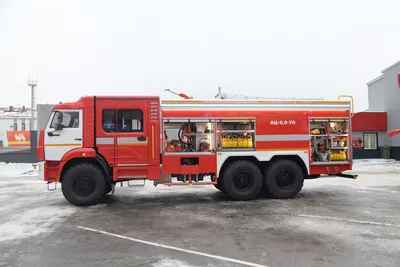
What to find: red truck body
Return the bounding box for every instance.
[37,95,357,206]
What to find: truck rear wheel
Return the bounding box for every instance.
[221,160,263,201]
[213,183,222,191]
[103,183,113,195]
[61,163,107,206]
[262,160,304,199]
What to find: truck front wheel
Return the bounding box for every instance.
[262,160,304,199]
[221,160,263,200]
[61,163,107,206]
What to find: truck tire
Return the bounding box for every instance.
[221,160,263,201]
[61,163,107,206]
[213,183,225,192]
[262,160,304,199]
[213,184,221,190]
[103,183,112,195]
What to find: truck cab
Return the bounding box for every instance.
[37,96,161,206]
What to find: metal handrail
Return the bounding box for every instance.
[338,95,354,117]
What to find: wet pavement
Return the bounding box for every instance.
[1,170,400,267]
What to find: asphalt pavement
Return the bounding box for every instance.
[1,170,400,267]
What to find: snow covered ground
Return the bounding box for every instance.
[0,162,38,178]
[0,159,399,267]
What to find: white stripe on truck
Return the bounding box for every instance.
[255,134,309,142]
[96,137,114,144]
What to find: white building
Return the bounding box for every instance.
[0,107,35,152]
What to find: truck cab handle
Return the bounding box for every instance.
[137,136,147,141]
[47,131,60,137]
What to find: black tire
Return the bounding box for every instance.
[262,160,304,199]
[220,160,263,201]
[103,182,112,195]
[61,163,107,206]
[213,183,223,191]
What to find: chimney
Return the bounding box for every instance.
[22,106,26,112]
[9,106,14,112]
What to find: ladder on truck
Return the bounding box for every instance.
[164,87,324,101]
[214,87,324,101]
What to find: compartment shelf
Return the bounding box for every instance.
[311,161,350,165]
[309,118,350,165]
[217,130,255,133]
[163,152,215,155]
[219,148,255,152]
[163,121,216,153]
[182,133,214,136]
[311,134,348,137]
[217,119,255,150]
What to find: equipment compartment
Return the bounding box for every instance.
[309,118,350,165]
[162,120,216,154]
[216,119,255,151]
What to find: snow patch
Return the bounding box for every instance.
[352,159,400,174]
[0,205,76,242]
[152,258,203,267]
[0,162,38,178]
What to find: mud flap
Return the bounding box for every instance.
[335,173,358,179]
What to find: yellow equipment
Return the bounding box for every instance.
[247,134,253,148]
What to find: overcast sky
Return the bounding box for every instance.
[1,0,400,111]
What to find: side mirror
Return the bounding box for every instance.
[55,123,64,131]
[358,139,362,144]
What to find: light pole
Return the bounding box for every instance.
[28,76,37,131]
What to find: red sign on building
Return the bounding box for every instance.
[6,131,31,147]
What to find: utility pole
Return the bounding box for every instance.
[28,75,37,131]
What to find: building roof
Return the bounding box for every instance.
[352,111,387,132]
[366,59,400,86]
[381,60,400,73]
[0,110,33,119]
[366,74,384,86]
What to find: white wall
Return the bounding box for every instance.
[367,62,400,147]
[382,62,400,147]
[368,78,385,111]
[0,119,14,132]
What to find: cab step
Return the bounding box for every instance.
[47,182,57,191]
[127,180,146,187]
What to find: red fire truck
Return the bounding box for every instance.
[36,94,357,206]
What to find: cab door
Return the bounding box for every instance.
[44,110,83,161]
[95,99,117,166]
[115,100,149,166]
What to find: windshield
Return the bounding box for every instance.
[50,110,80,129]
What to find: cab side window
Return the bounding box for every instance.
[117,109,143,132]
[102,110,116,133]
[50,111,80,129]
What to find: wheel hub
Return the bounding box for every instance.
[73,177,95,197]
[276,171,292,188]
[235,172,251,189]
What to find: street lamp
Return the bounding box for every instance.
[28,75,37,131]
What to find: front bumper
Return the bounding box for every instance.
[33,161,45,180]
[33,161,61,182]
